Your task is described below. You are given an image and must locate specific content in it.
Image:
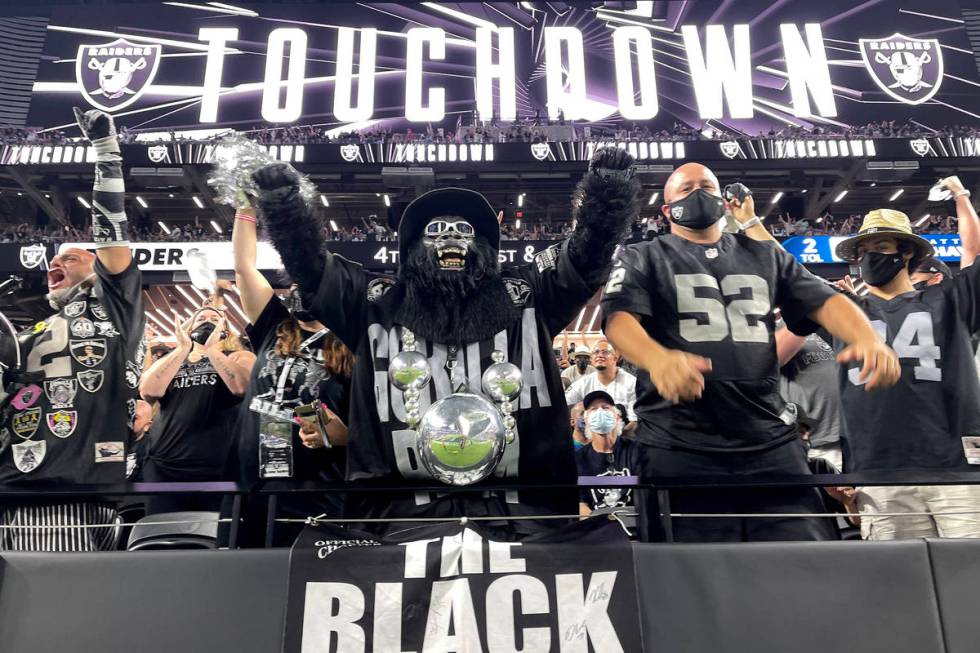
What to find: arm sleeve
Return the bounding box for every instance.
[246,295,290,351]
[516,240,594,338]
[626,376,637,422]
[564,376,586,407]
[950,254,980,332]
[307,252,372,349]
[773,246,837,335]
[599,243,655,323]
[93,257,143,340]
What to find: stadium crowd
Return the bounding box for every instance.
[2,108,980,554]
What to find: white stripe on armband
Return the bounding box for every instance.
[93,240,129,249]
[91,135,120,153]
[93,177,125,193]
[92,200,127,222]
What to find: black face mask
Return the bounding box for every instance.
[286,287,315,323]
[859,251,907,287]
[190,322,217,345]
[666,189,726,230]
[912,280,929,291]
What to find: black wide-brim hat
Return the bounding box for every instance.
[397,187,499,264]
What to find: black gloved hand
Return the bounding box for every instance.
[252,163,301,192]
[72,106,116,144]
[588,147,636,180]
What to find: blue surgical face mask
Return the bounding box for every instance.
[588,408,617,435]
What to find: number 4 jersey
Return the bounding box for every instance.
[834,264,980,472]
[0,259,145,484]
[601,233,836,452]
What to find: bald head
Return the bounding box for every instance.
[663,163,721,204]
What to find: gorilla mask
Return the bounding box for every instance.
[422,217,475,272]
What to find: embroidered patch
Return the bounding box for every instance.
[12,407,41,439]
[77,369,105,393]
[12,440,45,473]
[44,378,78,409]
[46,410,78,439]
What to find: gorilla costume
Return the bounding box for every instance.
[254,148,639,536]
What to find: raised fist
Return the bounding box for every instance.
[72,106,116,143]
[589,147,635,178]
[252,163,300,192]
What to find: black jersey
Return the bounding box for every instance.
[575,438,640,510]
[237,296,346,487]
[146,352,242,479]
[307,242,592,518]
[835,263,980,472]
[0,258,144,484]
[600,233,836,452]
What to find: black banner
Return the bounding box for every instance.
[283,519,641,653]
[4,136,980,169]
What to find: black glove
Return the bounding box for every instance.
[253,163,301,192]
[588,147,636,181]
[72,107,117,149]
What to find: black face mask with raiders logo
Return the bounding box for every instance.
[666,188,726,230]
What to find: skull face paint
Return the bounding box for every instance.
[421,217,475,272]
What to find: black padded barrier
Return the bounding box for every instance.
[2,540,975,653]
[926,539,980,653]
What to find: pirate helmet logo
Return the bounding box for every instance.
[339,144,361,162]
[859,33,944,106]
[530,142,551,161]
[719,141,740,159]
[910,138,931,157]
[76,38,161,112]
[147,145,169,163]
[19,244,46,269]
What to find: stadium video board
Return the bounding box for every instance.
[22,1,980,135]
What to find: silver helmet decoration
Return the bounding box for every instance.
[417,392,507,485]
[388,330,523,485]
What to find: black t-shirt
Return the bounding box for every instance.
[780,332,841,448]
[575,438,640,510]
[835,263,980,472]
[237,296,347,487]
[147,351,242,479]
[600,233,836,452]
[0,258,144,484]
[306,241,593,519]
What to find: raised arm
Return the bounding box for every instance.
[140,317,191,402]
[566,148,641,288]
[73,108,131,274]
[252,164,325,294]
[941,176,980,268]
[232,205,274,322]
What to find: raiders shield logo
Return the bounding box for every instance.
[76,38,161,112]
[70,339,107,367]
[147,144,170,163]
[12,407,41,439]
[11,384,42,410]
[720,141,741,159]
[44,378,78,409]
[366,277,394,303]
[63,300,87,318]
[910,138,931,156]
[12,440,45,473]
[503,278,532,306]
[47,410,78,439]
[77,369,105,393]
[339,144,360,162]
[671,205,685,220]
[90,303,109,321]
[530,142,551,161]
[859,34,944,105]
[19,244,46,269]
[94,321,120,338]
